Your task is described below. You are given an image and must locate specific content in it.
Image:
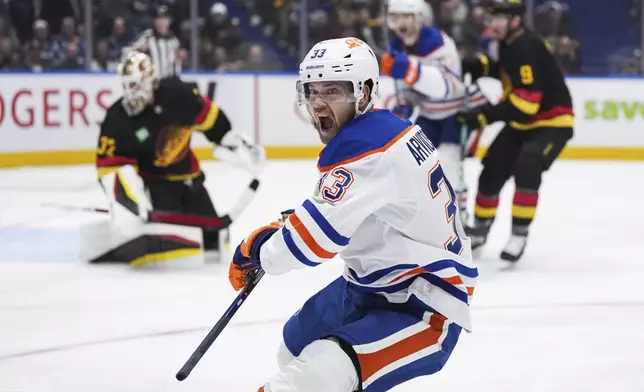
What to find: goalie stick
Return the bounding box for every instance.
[176,268,265,381]
[42,178,260,230]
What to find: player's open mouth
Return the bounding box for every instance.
[318,116,334,132]
[399,27,409,35]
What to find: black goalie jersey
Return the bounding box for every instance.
[96,77,231,181]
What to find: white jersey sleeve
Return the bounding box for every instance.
[260,145,398,275]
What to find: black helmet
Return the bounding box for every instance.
[154,4,171,18]
[485,0,526,16]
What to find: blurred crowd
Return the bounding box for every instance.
[0,0,277,72]
[0,0,640,75]
[243,0,582,74]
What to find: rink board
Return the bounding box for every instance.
[0,73,643,167]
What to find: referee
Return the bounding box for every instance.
[126,5,182,77]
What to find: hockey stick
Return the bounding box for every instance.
[41,178,260,230]
[41,204,110,214]
[175,268,266,381]
[460,72,473,158]
[460,73,487,159]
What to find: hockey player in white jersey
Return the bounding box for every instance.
[381,0,486,223]
[228,37,477,392]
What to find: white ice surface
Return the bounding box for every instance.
[1,160,643,392]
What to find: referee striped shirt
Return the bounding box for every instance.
[127,29,181,78]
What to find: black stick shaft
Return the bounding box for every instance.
[175,269,265,381]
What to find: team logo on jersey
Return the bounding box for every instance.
[154,125,192,167]
[135,127,149,142]
[314,172,328,197]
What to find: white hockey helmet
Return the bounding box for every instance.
[297,37,379,117]
[388,0,425,15]
[117,51,156,116]
[387,0,431,29]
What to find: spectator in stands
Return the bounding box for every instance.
[54,41,84,69]
[204,3,243,58]
[32,19,58,68]
[240,44,277,71]
[620,49,641,75]
[460,5,493,58]
[56,17,85,59]
[534,1,573,40]
[436,0,469,43]
[108,17,130,62]
[21,39,45,72]
[207,45,244,71]
[0,37,19,70]
[553,35,581,74]
[91,39,119,71]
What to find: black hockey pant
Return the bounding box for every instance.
[473,126,573,235]
[145,173,220,250]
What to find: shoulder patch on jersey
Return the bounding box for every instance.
[317,110,413,172]
[414,25,445,57]
[135,127,150,142]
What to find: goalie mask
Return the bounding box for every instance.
[118,51,156,116]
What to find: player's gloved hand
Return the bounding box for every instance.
[214,131,266,177]
[381,51,420,85]
[461,55,486,81]
[457,109,488,132]
[392,100,415,119]
[228,209,294,291]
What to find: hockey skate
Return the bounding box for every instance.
[500,234,527,262]
[464,220,491,251]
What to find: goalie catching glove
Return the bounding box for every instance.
[214,131,266,177]
[229,209,293,290]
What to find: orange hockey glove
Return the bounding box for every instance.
[228,210,293,291]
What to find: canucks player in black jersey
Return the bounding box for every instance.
[458,0,574,262]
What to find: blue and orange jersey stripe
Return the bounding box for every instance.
[281,199,351,267]
[301,200,350,246]
[288,213,337,259]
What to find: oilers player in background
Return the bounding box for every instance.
[380,0,486,224]
[227,37,477,392]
